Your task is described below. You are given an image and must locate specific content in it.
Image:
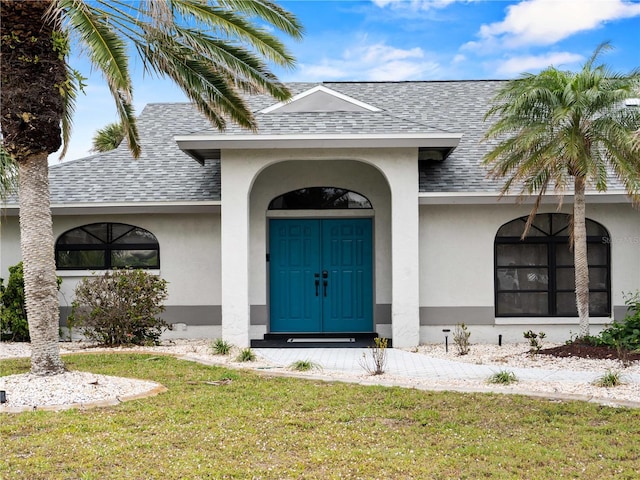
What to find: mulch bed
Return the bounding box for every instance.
[538,342,640,362]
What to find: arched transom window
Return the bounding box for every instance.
[56,223,159,270]
[495,214,610,317]
[268,187,372,210]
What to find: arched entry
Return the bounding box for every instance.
[268,187,374,333]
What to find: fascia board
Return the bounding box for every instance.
[175,133,463,151]
[1,201,221,216]
[418,191,633,205]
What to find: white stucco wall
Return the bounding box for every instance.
[1,212,221,323]
[419,200,640,343]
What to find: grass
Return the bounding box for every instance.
[2,353,640,479]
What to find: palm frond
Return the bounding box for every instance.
[0,145,18,201]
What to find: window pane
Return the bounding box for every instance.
[556,293,578,316]
[587,243,607,265]
[81,224,109,243]
[497,219,527,237]
[556,292,609,316]
[556,267,574,290]
[111,250,159,268]
[497,292,548,315]
[550,214,571,236]
[496,244,547,266]
[57,250,106,269]
[586,219,607,237]
[590,293,610,316]
[57,228,104,245]
[528,214,551,236]
[113,227,158,245]
[557,267,608,290]
[268,187,372,210]
[498,217,549,237]
[589,267,609,290]
[555,243,573,265]
[497,268,548,290]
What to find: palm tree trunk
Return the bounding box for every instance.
[573,176,590,338]
[18,152,65,375]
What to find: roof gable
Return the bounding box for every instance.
[260,85,381,113]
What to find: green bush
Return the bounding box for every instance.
[69,269,168,346]
[0,262,61,342]
[589,292,640,351]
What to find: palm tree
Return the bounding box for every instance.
[483,43,640,338]
[0,0,302,375]
[91,122,125,153]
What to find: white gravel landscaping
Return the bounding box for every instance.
[1,339,639,412]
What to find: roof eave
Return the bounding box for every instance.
[175,133,463,162]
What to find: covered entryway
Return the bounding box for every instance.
[269,218,373,333]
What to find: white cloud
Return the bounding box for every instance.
[472,0,640,49]
[372,0,467,10]
[492,51,585,76]
[292,41,441,81]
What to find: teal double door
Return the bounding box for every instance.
[269,218,373,333]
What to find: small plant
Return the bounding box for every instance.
[523,330,546,354]
[211,338,232,355]
[487,370,518,385]
[593,369,624,388]
[289,359,322,372]
[0,262,62,342]
[589,291,640,353]
[235,347,256,362]
[68,269,168,346]
[453,323,471,355]
[359,337,388,375]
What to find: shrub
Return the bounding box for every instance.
[69,269,168,346]
[453,323,471,355]
[211,338,232,355]
[0,262,61,342]
[487,370,518,385]
[523,330,546,354]
[289,359,322,372]
[359,337,388,375]
[593,369,624,388]
[235,348,256,362]
[589,292,640,351]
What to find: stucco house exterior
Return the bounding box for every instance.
[1,80,638,347]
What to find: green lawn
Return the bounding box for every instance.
[1,353,639,479]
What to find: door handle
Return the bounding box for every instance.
[314,273,320,296]
[322,270,328,297]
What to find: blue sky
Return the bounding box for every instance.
[61,0,640,161]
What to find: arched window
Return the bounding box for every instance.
[268,187,372,210]
[56,223,159,270]
[495,214,610,317]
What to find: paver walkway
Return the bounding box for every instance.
[254,347,640,407]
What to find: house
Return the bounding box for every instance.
[1,81,638,347]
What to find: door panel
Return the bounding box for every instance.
[269,220,321,332]
[269,218,373,333]
[322,219,373,332]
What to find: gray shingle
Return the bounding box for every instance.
[39,80,628,203]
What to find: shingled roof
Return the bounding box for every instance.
[37,80,628,205]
